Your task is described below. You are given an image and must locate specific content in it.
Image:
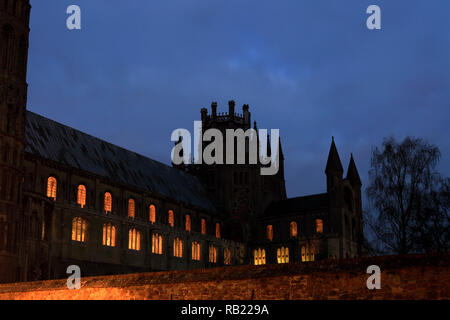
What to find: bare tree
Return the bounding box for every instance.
[366,136,449,254]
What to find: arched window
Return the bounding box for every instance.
[215,222,220,239]
[77,185,86,208]
[209,245,217,263]
[173,237,183,258]
[254,248,266,265]
[290,221,298,238]
[266,225,273,241]
[128,228,141,251]
[152,233,163,254]
[315,219,323,234]
[128,198,135,219]
[46,177,57,200]
[185,214,191,232]
[277,246,289,264]
[104,192,112,213]
[149,204,156,224]
[301,244,315,262]
[102,223,116,247]
[224,248,231,265]
[201,218,206,235]
[71,217,87,242]
[168,210,174,227]
[192,241,201,261]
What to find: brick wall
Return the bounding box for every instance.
[0,253,448,300]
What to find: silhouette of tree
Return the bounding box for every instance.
[366,136,449,254]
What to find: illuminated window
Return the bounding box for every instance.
[266,225,273,241]
[215,223,220,239]
[149,204,156,223]
[301,245,315,262]
[253,248,266,265]
[128,198,135,219]
[71,217,87,242]
[168,210,174,227]
[316,219,323,234]
[174,237,183,258]
[102,223,116,247]
[185,214,191,232]
[209,245,217,263]
[77,185,86,208]
[128,228,141,251]
[201,219,206,235]
[290,221,298,238]
[46,177,57,200]
[224,248,232,265]
[277,246,289,264]
[192,241,201,261]
[152,233,163,254]
[104,192,112,213]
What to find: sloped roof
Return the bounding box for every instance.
[25,111,216,213]
[263,193,328,218]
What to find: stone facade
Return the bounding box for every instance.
[0,253,448,300]
[0,0,364,284]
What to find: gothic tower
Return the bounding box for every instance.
[0,0,31,283]
[186,101,286,246]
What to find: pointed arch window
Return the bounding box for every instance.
[192,241,201,261]
[201,218,206,235]
[277,246,289,264]
[209,245,217,263]
[266,225,273,241]
[104,192,112,213]
[168,210,174,227]
[77,185,86,208]
[290,221,298,238]
[173,237,183,258]
[128,198,135,219]
[301,244,315,262]
[315,219,323,234]
[149,204,156,223]
[185,214,191,232]
[215,222,220,239]
[46,177,57,200]
[152,233,163,254]
[102,223,116,247]
[128,228,141,251]
[71,217,87,242]
[254,248,266,265]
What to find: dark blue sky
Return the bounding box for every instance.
[27,0,450,198]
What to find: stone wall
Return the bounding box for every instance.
[0,253,448,300]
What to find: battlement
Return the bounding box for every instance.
[201,100,252,127]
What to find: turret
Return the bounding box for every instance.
[243,104,250,126]
[325,137,344,191]
[346,153,362,187]
[211,101,217,119]
[228,100,235,120]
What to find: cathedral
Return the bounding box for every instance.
[0,0,363,284]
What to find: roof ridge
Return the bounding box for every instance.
[26,110,173,171]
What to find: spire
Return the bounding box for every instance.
[325,136,343,175]
[347,153,362,186]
